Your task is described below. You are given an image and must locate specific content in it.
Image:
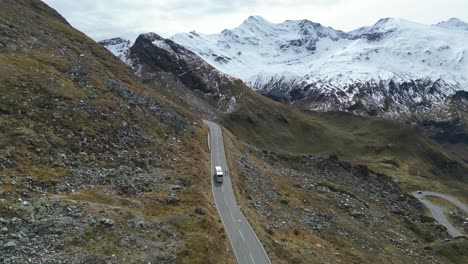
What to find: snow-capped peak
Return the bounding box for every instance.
[139,32,176,55]
[369,17,409,31]
[98,37,133,63]
[435,17,468,31]
[98,37,130,46]
[242,15,271,26]
[355,17,431,38]
[139,32,162,41]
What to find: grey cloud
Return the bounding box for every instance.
[42,0,468,41]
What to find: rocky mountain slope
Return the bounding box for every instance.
[171,16,468,159]
[0,1,234,263]
[101,32,243,119]
[224,133,468,263]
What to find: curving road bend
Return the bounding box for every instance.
[203,120,271,264]
[412,191,467,238]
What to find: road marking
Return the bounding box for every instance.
[230,212,235,222]
[250,253,256,264]
[221,186,224,192]
[239,230,245,241]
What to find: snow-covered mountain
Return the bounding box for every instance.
[170,16,468,122]
[435,18,468,31]
[98,37,133,64]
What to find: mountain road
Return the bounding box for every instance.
[412,191,467,238]
[203,120,271,264]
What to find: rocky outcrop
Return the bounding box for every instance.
[100,32,248,117]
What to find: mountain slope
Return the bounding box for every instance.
[224,133,465,263]
[3,1,467,262]
[100,32,245,119]
[171,16,468,159]
[0,1,233,262]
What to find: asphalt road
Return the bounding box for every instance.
[203,120,271,264]
[412,191,467,238]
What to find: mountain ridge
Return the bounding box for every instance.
[104,16,468,90]
[169,16,468,112]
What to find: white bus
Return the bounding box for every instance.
[215,166,224,183]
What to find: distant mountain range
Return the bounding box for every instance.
[171,16,467,122]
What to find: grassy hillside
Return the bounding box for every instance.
[221,82,468,197]
[223,130,457,263]
[0,1,233,262]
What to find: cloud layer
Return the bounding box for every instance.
[42,0,468,41]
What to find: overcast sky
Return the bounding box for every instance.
[42,0,468,41]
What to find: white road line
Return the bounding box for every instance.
[250,253,256,264]
[221,186,224,192]
[239,230,245,241]
[238,210,271,264]
[230,212,235,222]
